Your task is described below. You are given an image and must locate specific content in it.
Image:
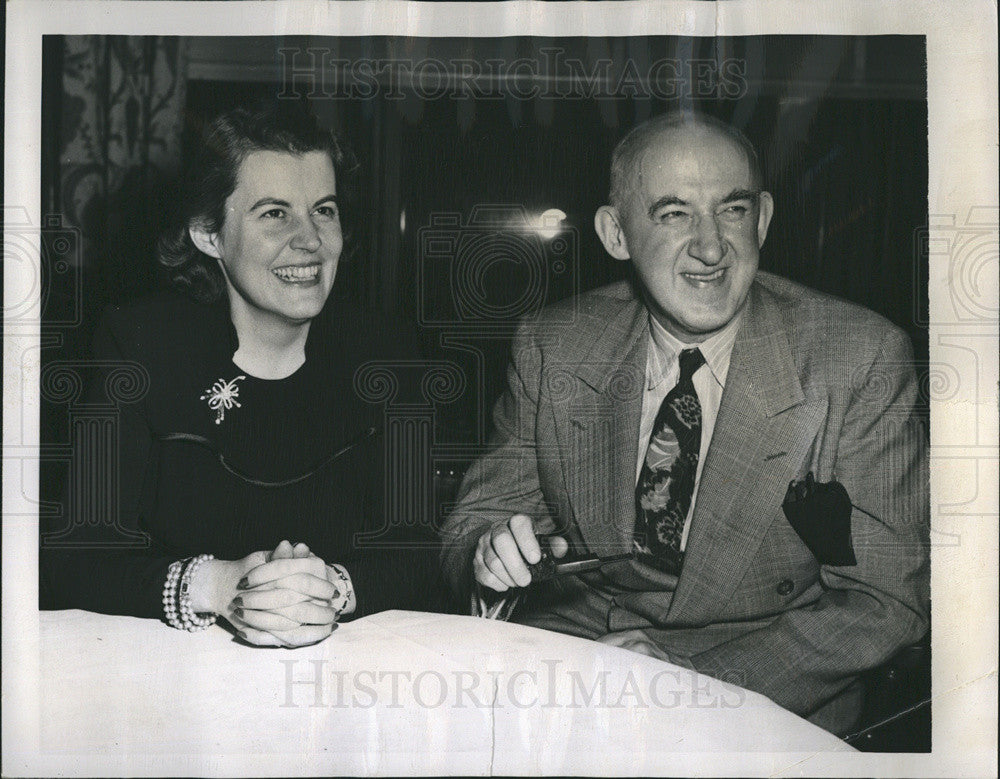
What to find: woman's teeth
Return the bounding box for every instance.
[272,265,320,282]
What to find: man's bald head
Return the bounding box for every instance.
[608,113,763,211]
[594,110,773,343]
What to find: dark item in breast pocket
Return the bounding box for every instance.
[782,471,858,567]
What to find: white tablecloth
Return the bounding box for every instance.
[30,609,851,774]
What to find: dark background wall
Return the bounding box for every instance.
[40,32,929,459]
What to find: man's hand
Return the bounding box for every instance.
[473,514,568,591]
[597,629,674,663]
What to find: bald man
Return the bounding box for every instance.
[440,113,929,736]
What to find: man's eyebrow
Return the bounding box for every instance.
[721,188,760,204]
[645,190,760,219]
[647,196,688,218]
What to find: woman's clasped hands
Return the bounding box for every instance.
[193,540,354,647]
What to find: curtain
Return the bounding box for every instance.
[53,36,188,310]
[40,36,189,511]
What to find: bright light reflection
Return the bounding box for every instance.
[535,208,567,240]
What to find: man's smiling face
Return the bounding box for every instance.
[601,124,774,343]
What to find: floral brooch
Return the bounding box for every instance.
[199,375,246,425]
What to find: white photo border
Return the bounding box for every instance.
[4,1,998,776]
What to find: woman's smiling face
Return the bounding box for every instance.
[197,149,343,328]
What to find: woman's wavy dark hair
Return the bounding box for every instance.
[158,101,358,302]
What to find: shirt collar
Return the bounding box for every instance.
[646,307,745,390]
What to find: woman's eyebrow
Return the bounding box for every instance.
[248,195,339,211]
[249,197,290,211]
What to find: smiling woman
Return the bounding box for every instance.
[40,103,453,645]
[191,149,344,378]
[200,150,342,318]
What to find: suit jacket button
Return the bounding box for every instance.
[777,579,794,596]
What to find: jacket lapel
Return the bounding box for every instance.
[666,282,828,625]
[550,290,648,557]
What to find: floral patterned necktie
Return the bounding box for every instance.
[634,347,705,575]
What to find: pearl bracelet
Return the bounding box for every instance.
[162,554,217,631]
[162,559,185,629]
[178,554,217,631]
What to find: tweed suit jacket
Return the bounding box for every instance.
[441,271,930,733]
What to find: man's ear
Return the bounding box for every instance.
[188,222,223,260]
[756,191,775,248]
[594,205,631,261]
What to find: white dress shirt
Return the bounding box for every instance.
[635,311,743,551]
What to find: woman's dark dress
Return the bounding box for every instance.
[40,289,451,619]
